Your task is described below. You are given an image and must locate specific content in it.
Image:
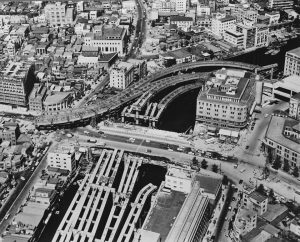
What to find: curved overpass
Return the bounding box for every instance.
[36,60,259,129]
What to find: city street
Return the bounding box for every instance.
[0,143,54,235]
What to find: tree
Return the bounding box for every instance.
[272,156,281,170]
[293,166,299,178]
[269,189,275,202]
[212,164,218,173]
[283,160,290,172]
[201,159,208,169]
[256,184,266,195]
[192,157,198,166]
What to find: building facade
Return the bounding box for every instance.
[45,2,75,27]
[289,93,300,120]
[196,69,257,129]
[165,166,194,193]
[84,26,127,56]
[264,116,300,171]
[170,16,193,30]
[284,47,300,77]
[224,29,244,49]
[0,61,36,107]
[268,0,293,10]
[47,145,76,172]
[109,62,134,89]
[0,122,20,145]
[29,83,48,112]
[211,15,236,37]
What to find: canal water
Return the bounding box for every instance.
[158,37,300,132]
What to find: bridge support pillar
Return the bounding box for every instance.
[121,116,125,123]
[136,119,139,125]
[254,68,258,74]
[270,68,274,80]
[152,121,156,128]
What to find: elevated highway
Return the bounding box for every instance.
[35,60,262,129]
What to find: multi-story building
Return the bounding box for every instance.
[284,47,300,76]
[211,15,236,37]
[233,208,257,239]
[165,165,194,193]
[44,2,75,27]
[235,8,258,23]
[0,122,20,145]
[264,116,300,171]
[47,144,76,172]
[174,0,187,13]
[242,191,268,215]
[268,0,293,10]
[236,21,269,50]
[127,59,148,81]
[43,92,72,112]
[0,61,36,107]
[170,15,193,30]
[84,26,127,56]
[28,83,48,113]
[224,29,244,49]
[109,62,134,89]
[265,12,280,25]
[289,93,300,120]
[197,4,210,16]
[196,68,257,129]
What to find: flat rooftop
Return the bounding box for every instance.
[143,190,186,241]
[265,116,300,154]
[287,47,300,57]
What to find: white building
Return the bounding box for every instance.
[265,12,280,25]
[44,2,75,27]
[122,0,136,11]
[47,145,76,172]
[84,26,127,56]
[273,75,300,101]
[290,219,300,237]
[268,0,293,10]
[284,47,300,77]
[174,0,187,13]
[224,29,244,49]
[211,15,236,37]
[197,4,210,16]
[170,15,193,30]
[109,62,134,89]
[77,55,99,67]
[165,165,194,193]
[242,191,268,216]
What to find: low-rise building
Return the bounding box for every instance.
[29,83,48,112]
[160,48,196,65]
[290,219,300,237]
[170,15,193,30]
[233,208,257,239]
[243,191,268,215]
[224,29,244,49]
[47,144,76,172]
[43,92,72,112]
[109,62,134,89]
[273,75,300,101]
[264,116,300,171]
[165,165,194,193]
[196,68,257,129]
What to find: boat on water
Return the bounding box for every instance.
[264,49,273,55]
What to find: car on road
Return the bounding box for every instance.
[4,214,9,219]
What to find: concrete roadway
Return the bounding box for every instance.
[0,144,54,235]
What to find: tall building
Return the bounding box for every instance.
[236,21,269,50]
[109,62,134,89]
[289,93,300,120]
[196,68,257,129]
[28,83,48,112]
[174,0,187,13]
[268,0,293,10]
[44,2,75,27]
[152,0,187,13]
[0,61,36,107]
[84,26,127,56]
[284,47,300,77]
[0,122,20,145]
[47,144,76,172]
[264,116,300,171]
[211,15,236,37]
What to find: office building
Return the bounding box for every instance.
[0,61,36,107]
[45,2,75,27]
[236,21,269,50]
[109,62,134,89]
[47,144,76,172]
[289,93,300,120]
[84,26,127,56]
[170,16,193,30]
[211,15,236,37]
[264,116,300,171]
[28,83,48,112]
[196,68,257,129]
[0,122,20,145]
[268,0,293,10]
[224,29,244,49]
[284,47,300,76]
